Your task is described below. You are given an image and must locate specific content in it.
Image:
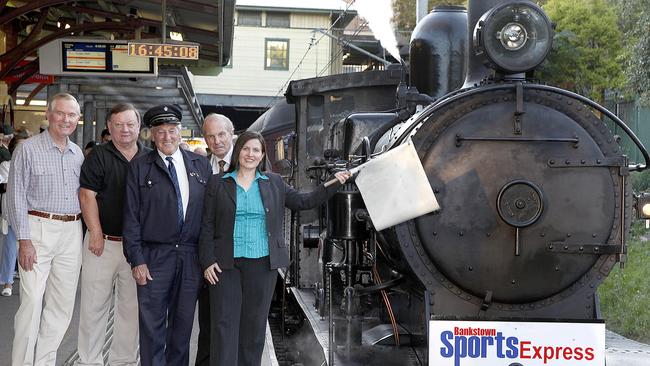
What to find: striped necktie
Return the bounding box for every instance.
[218,160,226,174]
[165,156,184,228]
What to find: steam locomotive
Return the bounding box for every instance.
[249,1,649,365]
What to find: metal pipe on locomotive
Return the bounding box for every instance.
[250,1,649,365]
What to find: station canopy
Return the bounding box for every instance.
[1,0,236,134]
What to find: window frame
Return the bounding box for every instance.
[265,12,290,28]
[237,10,261,26]
[264,38,290,71]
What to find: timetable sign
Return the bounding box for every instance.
[61,41,154,74]
[39,38,157,77]
[128,42,200,60]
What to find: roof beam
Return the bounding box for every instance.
[0,7,49,63]
[112,0,219,15]
[0,21,138,79]
[0,0,10,13]
[57,4,219,38]
[0,0,71,26]
[24,83,48,106]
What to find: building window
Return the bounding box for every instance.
[266,12,290,28]
[238,11,261,26]
[265,39,289,70]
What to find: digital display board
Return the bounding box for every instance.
[128,42,200,60]
[39,39,157,77]
[62,42,155,73]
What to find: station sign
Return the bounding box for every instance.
[2,60,54,84]
[127,42,200,60]
[39,38,157,77]
[429,319,605,366]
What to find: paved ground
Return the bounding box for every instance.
[0,277,276,366]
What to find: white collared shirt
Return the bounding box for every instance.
[158,148,190,219]
[209,146,233,174]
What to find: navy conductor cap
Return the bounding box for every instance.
[143,104,182,127]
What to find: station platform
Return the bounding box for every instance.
[0,275,278,366]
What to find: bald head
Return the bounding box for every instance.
[203,113,234,159]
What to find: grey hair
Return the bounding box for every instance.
[47,93,80,114]
[203,113,234,134]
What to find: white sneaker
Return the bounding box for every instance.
[1,287,11,296]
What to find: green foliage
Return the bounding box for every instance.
[538,0,624,103]
[598,223,650,343]
[392,0,467,31]
[615,0,650,106]
[631,170,650,192]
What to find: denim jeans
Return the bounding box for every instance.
[0,225,16,285]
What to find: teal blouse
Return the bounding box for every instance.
[223,170,270,258]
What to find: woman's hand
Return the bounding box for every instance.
[204,262,222,285]
[334,170,353,184]
[132,264,153,286]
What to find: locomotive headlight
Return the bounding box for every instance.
[474,1,553,73]
[636,193,650,219]
[643,203,650,217]
[499,23,527,51]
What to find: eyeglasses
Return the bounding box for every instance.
[52,111,80,120]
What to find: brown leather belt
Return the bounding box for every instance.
[103,234,123,242]
[28,210,81,222]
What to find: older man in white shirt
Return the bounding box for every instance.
[8,93,85,366]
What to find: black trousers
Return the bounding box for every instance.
[195,284,211,366]
[137,245,202,366]
[209,256,277,366]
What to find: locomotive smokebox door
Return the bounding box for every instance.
[393,86,629,317]
[497,179,544,255]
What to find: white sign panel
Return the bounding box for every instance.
[429,320,605,366]
[353,139,439,231]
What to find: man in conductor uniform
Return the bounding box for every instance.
[123,104,211,366]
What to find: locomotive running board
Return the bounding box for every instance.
[289,287,425,365]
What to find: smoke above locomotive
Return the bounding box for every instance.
[249,1,648,365]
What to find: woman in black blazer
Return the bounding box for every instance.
[198,131,350,366]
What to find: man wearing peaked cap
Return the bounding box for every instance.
[142,104,183,127]
[123,104,211,366]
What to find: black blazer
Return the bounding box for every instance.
[123,148,212,267]
[198,171,338,270]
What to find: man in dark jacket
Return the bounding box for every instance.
[123,104,211,366]
[195,113,235,366]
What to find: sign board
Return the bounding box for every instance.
[39,38,157,77]
[352,139,439,231]
[2,60,54,84]
[128,42,200,60]
[429,320,606,366]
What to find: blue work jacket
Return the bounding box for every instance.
[123,148,212,267]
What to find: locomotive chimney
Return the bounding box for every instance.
[409,6,467,99]
[462,0,503,88]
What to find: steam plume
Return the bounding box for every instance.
[354,0,402,63]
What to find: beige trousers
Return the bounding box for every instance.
[76,234,139,366]
[12,215,82,366]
